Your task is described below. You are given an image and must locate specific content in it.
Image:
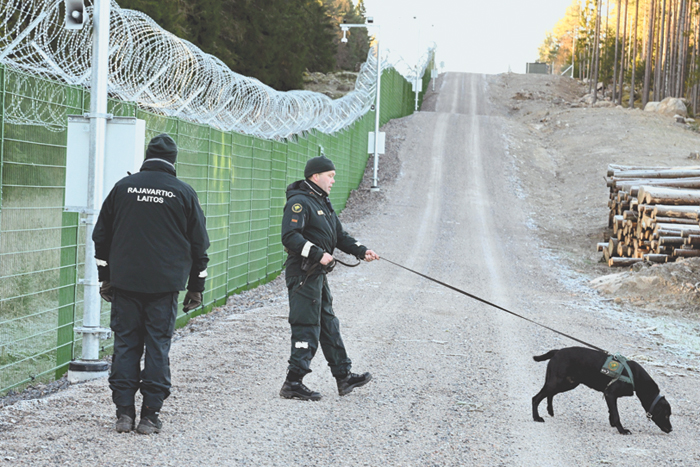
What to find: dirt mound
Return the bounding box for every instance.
[590,257,700,317]
[302,71,358,99]
[488,72,700,323]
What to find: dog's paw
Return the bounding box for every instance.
[547,407,554,417]
[617,428,631,435]
[534,416,545,423]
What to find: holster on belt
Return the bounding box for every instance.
[301,256,336,274]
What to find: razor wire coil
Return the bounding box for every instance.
[0,0,435,138]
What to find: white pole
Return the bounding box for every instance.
[341,22,381,190]
[414,72,419,111]
[371,28,381,191]
[414,24,421,112]
[69,0,111,381]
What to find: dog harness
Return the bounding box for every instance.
[600,354,635,389]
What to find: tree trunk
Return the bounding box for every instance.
[613,0,623,101]
[684,234,700,245]
[651,204,700,218]
[674,248,700,257]
[619,0,630,105]
[629,0,641,108]
[644,253,669,262]
[677,0,688,97]
[643,0,656,107]
[611,168,700,178]
[614,177,700,191]
[658,236,686,245]
[654,0,667,101]
[608,257,644,266]
[665,0,676,97]
[641,186,700,205]
[593,0,602,103]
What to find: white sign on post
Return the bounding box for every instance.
[367,131,386,154]
[412,79,423,93]
[65,116,146,210]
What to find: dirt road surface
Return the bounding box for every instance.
[2,73,700,466]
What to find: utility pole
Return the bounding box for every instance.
[341,20,382,191]
[68,0,113,382]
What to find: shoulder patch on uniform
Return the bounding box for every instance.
[292,203,303,213]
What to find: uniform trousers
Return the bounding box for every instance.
[286,273,351,377]
[109,289,178,410]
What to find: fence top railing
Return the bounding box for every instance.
[0,0,435,139]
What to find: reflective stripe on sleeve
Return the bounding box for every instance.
[198,269,208,278]
[96,259,108,267]
[301,241,314,258]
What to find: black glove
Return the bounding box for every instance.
[183,290,203,313]
[99,281,114,302]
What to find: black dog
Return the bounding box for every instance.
[532,347,672,435]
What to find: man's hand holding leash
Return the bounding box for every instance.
[364,250,379,262]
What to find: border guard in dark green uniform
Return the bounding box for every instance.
[279,155,380,400]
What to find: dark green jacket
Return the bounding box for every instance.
[282,179,368,277]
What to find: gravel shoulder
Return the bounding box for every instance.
[2,72,700,466]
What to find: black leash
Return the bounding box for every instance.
[381,258,610,355]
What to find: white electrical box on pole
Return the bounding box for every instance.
[65,116,146,209]
[413,75,422,111]
[367,131,385,155]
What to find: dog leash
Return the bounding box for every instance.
[381,258,610,354]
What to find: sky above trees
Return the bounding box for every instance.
[362,0,576,74]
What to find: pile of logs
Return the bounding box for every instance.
[601,164,700,267]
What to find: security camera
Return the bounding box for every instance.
[367,17,374,24]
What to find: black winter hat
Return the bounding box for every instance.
[146,133,178,164]
[304,155,336,178]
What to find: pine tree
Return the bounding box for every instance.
[119,0,339,90]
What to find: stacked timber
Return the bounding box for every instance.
[602,164,700,267]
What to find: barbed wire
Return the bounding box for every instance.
[0,0,435,138]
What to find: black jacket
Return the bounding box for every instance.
[93,160,210,293]
[281,179,367,277]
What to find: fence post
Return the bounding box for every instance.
[0,64,4,234]
[56,212,79,378]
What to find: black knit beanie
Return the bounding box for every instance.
[304,155,336,178]
[145,133,178,164]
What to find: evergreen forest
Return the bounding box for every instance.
[117,0,371,91]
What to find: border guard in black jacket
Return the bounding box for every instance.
[279,155,380,401]
[93,133,210,434]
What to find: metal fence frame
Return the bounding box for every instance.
[0,64,429,395]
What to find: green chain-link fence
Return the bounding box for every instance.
[0,64,429,395]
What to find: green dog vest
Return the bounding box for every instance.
[600,354,634,388]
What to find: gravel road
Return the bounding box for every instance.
[1,72,699,466]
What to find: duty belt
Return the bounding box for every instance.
[288,251,361,296]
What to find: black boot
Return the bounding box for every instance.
[280,372,322,401]
[136,406,163,435]
[336,372,372,396]
[115,405,136,433]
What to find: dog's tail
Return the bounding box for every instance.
[533,350,559,362]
